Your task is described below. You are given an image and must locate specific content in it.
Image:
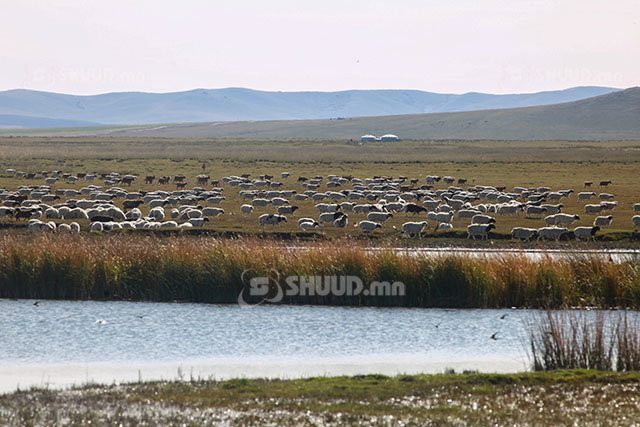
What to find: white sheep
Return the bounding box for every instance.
[70,222,80,233]
[541,204,563,215]
[585,204,603,215]
[319,211,345,224]
[159,221,178,228]
[458,209,480,218]
[553,213,581,227]
[497,205,519,216]
[435,211,454,224]
[126,208,142,220]
[56,223,71,233]
[577,192,596,200]
[593,215,613,228]
[356,220,382,234]
[340,202,355,212]
[252,198,271,207]
[270,197,289,206]
[436,222,453,230]
[511,227,538,242]
[634,203,640,213]
[367,211,393,223]
[202,207,224,218]
[188,218,210,227]
[525,205,547,218]
[466,223,495,240]
[316,203,340,213]
[259,214,287,227]
[633,215,640,232]
[107,207,126,221]
[600,201,618,212]
[240,204,254,216]
[44,207,60,219]
[537,227,569,242]
[574,226,600,242]
[68,208,89,220]
[299,220,320,230]
[401,221,429,239]
[90,222,104,232]
[149,207,165,221]
[206,196,226,206]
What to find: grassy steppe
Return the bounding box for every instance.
[3,371,640,425]
[1,138,640,240]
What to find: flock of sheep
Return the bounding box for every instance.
[1,168,639,242]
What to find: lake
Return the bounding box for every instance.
[0,299,547,392]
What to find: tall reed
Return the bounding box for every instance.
[1,234,640,308]
[529,310,640,371]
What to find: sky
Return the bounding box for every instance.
[1,0,638,95]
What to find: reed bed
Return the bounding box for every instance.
[529,310,640,371]
[1,234,640,308]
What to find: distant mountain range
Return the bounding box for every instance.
[87,86,640,140]
[0,86,620,128]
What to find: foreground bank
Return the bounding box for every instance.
[2,371,640,425]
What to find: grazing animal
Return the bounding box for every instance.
[333,214,348,228]
[404,203,427,216]
[123,200,144,210]
[578,192,596,200]
[574,226,600,242]
[585,204,603,215]
[276,205,298,215]
[537,227,569,242]
[356,220,382,234]
[188,218,210,227]
[466,223,495,240]
[367,211,393,223]
[552,213,581,227]
[259,214,287,227]
[319,211,345,224]
[299,220,320,230]
[599,180,612,187]
[511,227,538,242]
[401,221,429,239]
[593,215,613,228]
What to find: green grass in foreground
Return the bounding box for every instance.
[2,371,640,425]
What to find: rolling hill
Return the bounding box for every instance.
[0,86,618,128]
[94,86,640,140]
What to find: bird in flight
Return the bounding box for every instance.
[490,332,498,340]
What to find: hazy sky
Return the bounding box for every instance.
[1,0,638,95]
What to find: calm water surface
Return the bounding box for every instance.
[0,299,554,392]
